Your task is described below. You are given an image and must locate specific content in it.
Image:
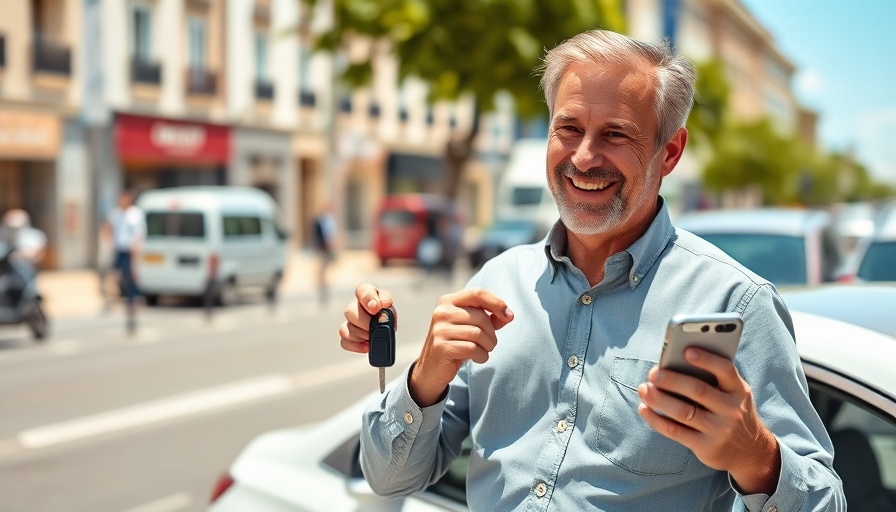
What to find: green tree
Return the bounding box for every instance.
[301,0,626,199]
[686,59,730,153]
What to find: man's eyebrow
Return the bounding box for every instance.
[553,114,579,125]
[605,119,639,132]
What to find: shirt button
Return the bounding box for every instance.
[768,507,777,512]
[631,275,640,284]
[580,294,592,305]
[567,355,579,368]
[556,419,568,432]
[404,412,414,425]
[534,482,548,497]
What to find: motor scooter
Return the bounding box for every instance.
[0,242,49,340]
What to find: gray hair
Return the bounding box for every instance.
[539,30,697,149]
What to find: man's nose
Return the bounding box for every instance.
[570,137,605,171]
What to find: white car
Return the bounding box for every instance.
[207,286,896,511]
[849,201,896,283]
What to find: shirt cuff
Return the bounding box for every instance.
[731,440,807,512]
[384,362,448,438]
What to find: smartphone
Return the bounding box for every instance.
[658,312,744,388]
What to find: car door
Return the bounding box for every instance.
[805,363,896,509]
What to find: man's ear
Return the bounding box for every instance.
[659,128,688,178]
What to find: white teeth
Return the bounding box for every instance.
[571,178,611,191]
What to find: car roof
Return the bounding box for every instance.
[137,186,275,211]
[792,310,896,398]
[675,208,831,236]
[870,204,896,240]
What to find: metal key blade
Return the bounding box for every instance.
[379,367,386,393]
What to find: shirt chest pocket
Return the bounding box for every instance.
[592,357,693,476]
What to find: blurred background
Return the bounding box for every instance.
[0,0,894,511]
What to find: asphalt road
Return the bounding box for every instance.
[0,270,468,512]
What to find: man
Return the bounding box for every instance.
[102,190,145,313]
[0,209,46,303]
[312,202,337,306]
[338,30,844,510]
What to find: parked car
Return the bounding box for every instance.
[207,286,896,511]
[675,208,846,286]
[136,186,288,306]
[373,194,463,267]
[850,202,896,283]
[830,201,878,256]
[467,219,543,268]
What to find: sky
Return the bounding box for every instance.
[738,0,896,185]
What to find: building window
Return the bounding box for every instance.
[188,17,206,70]
[132,3,152,62]
[254,32,268,82]
[298,43,315,106]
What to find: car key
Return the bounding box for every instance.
[369,308,396,393]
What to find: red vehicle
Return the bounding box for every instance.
[373,194,461,266]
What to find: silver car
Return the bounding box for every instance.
[675,208,846,286]
[207,286,896,511]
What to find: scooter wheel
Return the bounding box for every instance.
[28,306,49,341]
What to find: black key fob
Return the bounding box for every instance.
[368,308,396,368]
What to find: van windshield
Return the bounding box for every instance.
[380,210,417,227]
[146,212,206,238]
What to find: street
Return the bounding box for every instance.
[0,268,469,512]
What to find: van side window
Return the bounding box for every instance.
[146,212,205,238]
[223,216,262,238]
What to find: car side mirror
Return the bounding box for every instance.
[345,477,405,510]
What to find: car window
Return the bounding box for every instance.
[223,216,262,238]
[858,242,896,282]
[809,381,896,510]
[425,437,472,505]
[697,233,807,285]
[380,210,417,228]
[145,211,205,238]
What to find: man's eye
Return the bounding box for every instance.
[605,131,626,138]
[558,125,581,133]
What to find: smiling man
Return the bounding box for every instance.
[339,30,845,511]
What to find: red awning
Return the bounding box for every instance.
[115,113,230,166]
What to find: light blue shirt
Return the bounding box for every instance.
[360,198,844,511]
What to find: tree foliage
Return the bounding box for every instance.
[306,0,627,118]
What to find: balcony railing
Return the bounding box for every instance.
[255,80,275,101]
[33,37,71,75]
[0,34,6,69]
[131,57,162,85]
[186,68,217,95]
[298,89,316,107]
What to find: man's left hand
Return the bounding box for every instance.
[637,348,780,495]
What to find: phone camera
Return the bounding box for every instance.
[701,325,709,333]
[714,323,736,333]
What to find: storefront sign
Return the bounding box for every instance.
[115,113,230,165]
[0,112,61,159]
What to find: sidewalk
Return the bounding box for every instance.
[36,249,386,320]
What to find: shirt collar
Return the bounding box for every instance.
[544,197,675,289]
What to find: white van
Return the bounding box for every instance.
[495,138,557,237]
[135,186,288,306]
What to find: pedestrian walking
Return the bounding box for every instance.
[101,190,146,334]
[312,203,337,306]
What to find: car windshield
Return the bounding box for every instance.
[145,211,206,238]
[698,233,807,285]
[379,210,417,228]
[858,242,896,281]
[511,187,543,206]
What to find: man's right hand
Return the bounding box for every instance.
[410,288,514,407]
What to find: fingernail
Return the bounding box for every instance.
[367,298,378,310]
[504,307,514,319]
[685,348,698,361]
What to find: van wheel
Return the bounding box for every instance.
[216,280,239,307]
[144,294,159,306]
[28,305,49,341]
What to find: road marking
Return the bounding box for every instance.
[121,492,192,512]
[18,375,293,449]
[12,348,418,452]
